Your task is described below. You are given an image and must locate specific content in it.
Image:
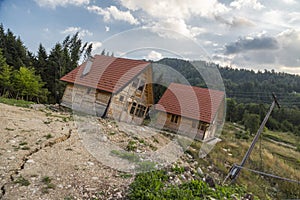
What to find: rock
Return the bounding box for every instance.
[205,175,215,188]
[30,104,46,111]
[27,159,35,163]
[100,135,108,142]
[243,193,254,200]
[8,156,15,160]
[197,167,204,176]
[180,174,186,180]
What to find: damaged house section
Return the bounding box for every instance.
[60,55,153,125]
[154,83,225,141]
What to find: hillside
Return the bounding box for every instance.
[0,101,299,199]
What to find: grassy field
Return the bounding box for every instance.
[190,123,300,199]
[0,97,34,107]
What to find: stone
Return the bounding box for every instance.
[197,167,204,176]
[205,175,215,188]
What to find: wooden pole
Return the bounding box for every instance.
[223,93,280,184]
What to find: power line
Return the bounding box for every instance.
[233,165,300,185]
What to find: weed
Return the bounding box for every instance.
[44,134,53,139]
[5,127,14,131]
[14,176,30,186]
[19,141,28,146]
[136,161,156,172]
[171,165,185,174]
[119,173,133,179]
[21,146,30,150]
[111,150,140,163]
[126,140,137,151]
[41,176,55,193]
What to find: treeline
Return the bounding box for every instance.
[156,58,300,136]
[0,24,92,103]
[226,99,300,136]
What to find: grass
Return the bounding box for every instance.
[127,170,252,200]
[41,176,55,193]
[44,134,53,139]
[189,122,300,199]
[0,97,34,108]
[14,176,30,186]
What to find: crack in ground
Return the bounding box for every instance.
[0,129,72,199]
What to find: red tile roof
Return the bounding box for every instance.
[60,55,150,93]
[155,83,225,123]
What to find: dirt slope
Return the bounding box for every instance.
[0,103,133,200]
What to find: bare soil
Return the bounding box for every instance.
[0,103,134,200]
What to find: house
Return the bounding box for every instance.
[60,55,154,125]
[154,83,225,141]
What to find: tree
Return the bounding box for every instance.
[13,66,48,102]
[243,113,260,135]
[0,49,13,96]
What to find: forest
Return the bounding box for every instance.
[1,24,300,137]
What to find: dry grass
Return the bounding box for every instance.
[190,122,300,199]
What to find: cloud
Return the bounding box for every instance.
[217,29,300,71]
[105,26,110,32]
[215,15,255,28]
[144,50,163,61]
[119,0,229,20]
[86,5,139,25]
[224,34,279,54]
[34,0,89,8]
[61,26,93,37]
[230,0,264,10]
[282,0,297,5]
[118,0,228,39]
[147,18,206,39]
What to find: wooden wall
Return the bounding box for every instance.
[107,66,153,125]
[155,111,209,141]
[61,83,111,116]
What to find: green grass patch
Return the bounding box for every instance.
[127,170,252,200]
[111,150,140,163]
[0,97,34,108]
[14,176,30,186]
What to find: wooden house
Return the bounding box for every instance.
[60,55,153,125]
[154,83,225,141]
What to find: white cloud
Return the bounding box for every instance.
[34,0,89,8]
[119,0,229,20]
[61,26,93,37]
[282,0,296,5]
[230,0,264,10]
[146,18,206,39]
[86,5,139,25]
[144,50,163,61]
[105,26,110,32]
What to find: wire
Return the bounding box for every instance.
[234,165,300,185]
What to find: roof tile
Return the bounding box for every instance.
[60,55,150,93]
[155,83,225,123]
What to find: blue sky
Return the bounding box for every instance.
[1,0,300,74]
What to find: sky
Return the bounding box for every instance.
[1,0,300,74]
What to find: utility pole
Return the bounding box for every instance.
[223,93,280,185]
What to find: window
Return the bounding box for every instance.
[82,58,93,76]
[130,102,137,114]
[198,123,208,132]
[132,78,139,88]
[129,103,147,118]
[137,80,145,92]
[119,95,124,102]
[136,104,146,117]
[171,114,179,123]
